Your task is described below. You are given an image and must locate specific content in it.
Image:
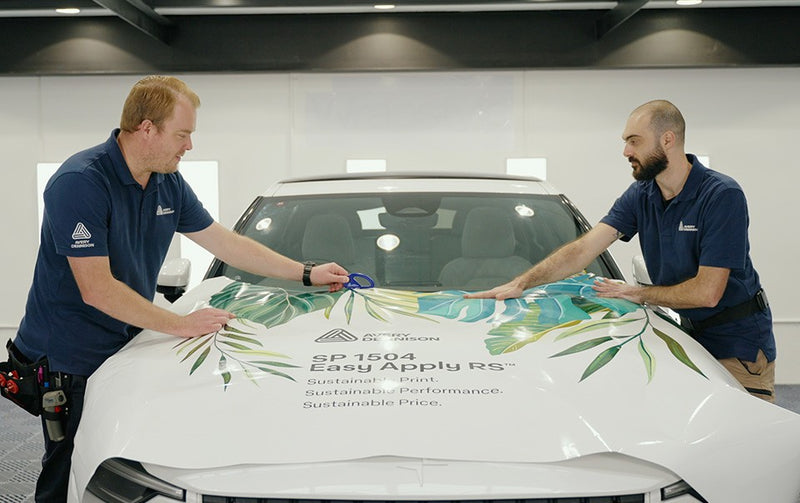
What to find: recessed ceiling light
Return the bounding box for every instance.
[675,0,702,5]
[374,4,396,9]
[55,7,81,14]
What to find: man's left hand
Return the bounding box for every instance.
[593,277,644,304]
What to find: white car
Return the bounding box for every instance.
[69,173,800,503]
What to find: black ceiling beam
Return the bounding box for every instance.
[91,0,174,44]
[2,9,800,75]
[595,0,648,39]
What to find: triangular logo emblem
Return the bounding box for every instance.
[71,222,91,240]
[315,329,358,343]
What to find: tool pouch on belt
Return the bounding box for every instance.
[0,340,47,416]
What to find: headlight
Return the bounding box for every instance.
[661,479,708,502]
[86,458,185,503]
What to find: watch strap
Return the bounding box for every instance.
[302,261,315,286]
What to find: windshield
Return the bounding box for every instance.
[210,192,621,291]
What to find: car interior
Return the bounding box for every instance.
[213,192,613,291]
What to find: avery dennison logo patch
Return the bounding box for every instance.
[678,221,698,232]
[315,329,358,343]
[71,222,91,240]
[156,205,175,216]
[70,222,94,249]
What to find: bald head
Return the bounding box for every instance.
[630,99,686,147]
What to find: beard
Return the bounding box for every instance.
[630,146,668,181]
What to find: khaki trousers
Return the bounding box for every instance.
[718,350,775,403]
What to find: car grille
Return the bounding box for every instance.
[202,497,645,503]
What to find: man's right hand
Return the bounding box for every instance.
[176,308,236,338]
[464,280,525,300]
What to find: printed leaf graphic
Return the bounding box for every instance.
[571,297,616,316]
[361,289,422,311]
[190,346,211,375]
[536,275,599,298]
[553,317,641,341]
[342,289,433,323]
[220,341,252,351]
[209,281,343,328]
[498,298,530,322]
[485,309,583,354]
[174,333,212,357]
[218,355,232,389]
[580,345,621,381]
[219,331,263,347]
[652,326,707,378]
[231,349,291,358]
[484,296,597,355]
[535,274,640,316]
[344,291,355,323]
[550,336,613,358]
[175,284,303,386]
[535,295,591,325]
[586,297,640,317]
[180,336,212,363]
[638,338,656,383]
[250,360,301,369]
[222,324,255,335]
[363,298,389,322]
[253,365,296,381]
[418,292,496,322]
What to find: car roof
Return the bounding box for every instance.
[262,171,561,197]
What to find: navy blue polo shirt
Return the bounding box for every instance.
[600,154,774,362]
[15,129,214,376]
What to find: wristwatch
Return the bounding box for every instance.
[302,261,315,286]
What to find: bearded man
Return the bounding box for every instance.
[468,99,775,402]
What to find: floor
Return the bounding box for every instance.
[2,386,800,501]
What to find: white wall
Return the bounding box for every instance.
[1,68,798,381]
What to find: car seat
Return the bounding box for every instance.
[377,212,438,286]
[437,206,532,291]
[301,214,372,277]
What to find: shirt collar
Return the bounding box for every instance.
[674,153,706,203]
[644,153,706,205]
[107,128,165,188]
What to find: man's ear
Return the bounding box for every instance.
[661,130,676,150]
[137,119,155,135]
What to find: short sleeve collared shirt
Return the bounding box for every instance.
[16,129,214,375]
[600,154,774,362]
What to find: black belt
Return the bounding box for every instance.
[681,288,769,334]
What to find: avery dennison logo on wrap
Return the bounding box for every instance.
[316,329,358,343]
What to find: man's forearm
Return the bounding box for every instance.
[188,224,304,283]
[638,282,720,310]
[81,277,186,334]
[595,268,727,310]
[516,240,599,290]
[221,233,304,281]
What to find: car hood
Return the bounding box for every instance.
[72,275,800,502]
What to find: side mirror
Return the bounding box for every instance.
[157,258,191,303]
[632,255,682,325]
[632,255,652,286]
